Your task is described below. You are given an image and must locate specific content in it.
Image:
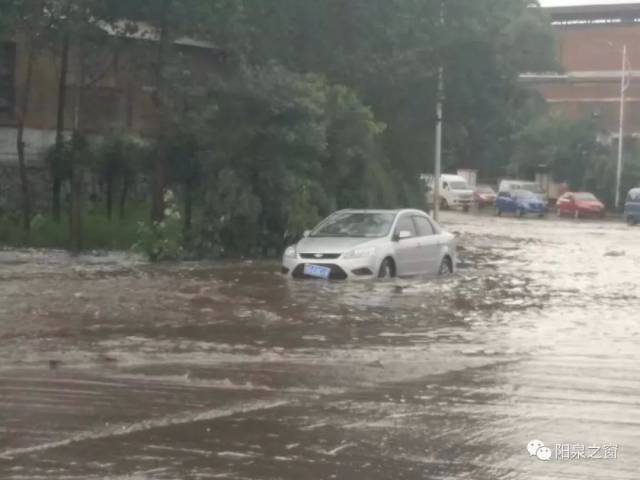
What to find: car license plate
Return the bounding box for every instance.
[303,264,331,279]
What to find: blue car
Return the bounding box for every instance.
[496,190,547,218]
[624,188,640,225]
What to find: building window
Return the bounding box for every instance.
[0,42,16,112]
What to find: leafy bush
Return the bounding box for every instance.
[133,190,184,261]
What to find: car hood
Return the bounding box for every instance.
[452,189,474,195]
[577,201,603,209]
[297,237,380,254]
[517,199,544,207]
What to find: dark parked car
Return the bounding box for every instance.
[474,184,497,208]
[625,188,640,225]
[495,190,546,218]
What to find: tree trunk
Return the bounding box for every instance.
[119,176,129,220]
[151,0,171,223]
[70,149,82,253]
[52,176,62,220]
[53,33,70,223]
[69,47,85,254]
[184,181,192,232]
[16,36,37,236]
[105,173,114,220]
[151,152,166,222]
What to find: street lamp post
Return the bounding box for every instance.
[433,0,445,222]
[615,44,629,210]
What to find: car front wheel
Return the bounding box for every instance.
[378,258,396,279]
[439,256,453,276]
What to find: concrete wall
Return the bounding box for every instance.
[0,127,57,165]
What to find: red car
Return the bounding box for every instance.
[557,192,606,218]
[474,184,497,208]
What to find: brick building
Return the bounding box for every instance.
[0,28,223,212]
[523,2,640,139]
[0,29,222,166]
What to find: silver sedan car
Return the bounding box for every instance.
[282,209,457,280]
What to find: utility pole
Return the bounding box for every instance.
[615,45,629,210]
[433,0,445,222]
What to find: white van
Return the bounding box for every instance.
[498,179,546,202]
[423,174,474,211]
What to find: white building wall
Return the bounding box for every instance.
[0,127,57,166]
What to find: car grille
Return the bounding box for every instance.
[299,253,341,260]
[292,264,348,280]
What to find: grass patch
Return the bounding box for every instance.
[0,203,150,251]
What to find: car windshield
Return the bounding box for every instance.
[311,212,396,238]
[522,184,543,194]
[575,193,597,201]
[449,181,469,190]
[514,190,537,200]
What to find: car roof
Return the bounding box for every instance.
[335,209,400,214]
[335,208,428,217]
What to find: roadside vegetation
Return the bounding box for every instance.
[0,0,637,260]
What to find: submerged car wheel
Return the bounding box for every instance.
[439,256,453,276]
[495,207,502,216]
[378,258,396,279]
[440,198,449,210]
[627,215,638,226]
[517,208,525,218]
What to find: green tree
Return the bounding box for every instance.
[1,0,53,236]
[94,133,148,220]
[106,0,246,222]
[237,0,556,187]
[512,114,615,201]
[191,65,390,255]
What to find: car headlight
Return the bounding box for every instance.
[284,246,297,258]
[342,247,376,259]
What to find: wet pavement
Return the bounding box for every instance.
[1,212,639,479]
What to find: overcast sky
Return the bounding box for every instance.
[539,0,639,6]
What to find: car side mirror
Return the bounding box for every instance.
[302,230,311,238]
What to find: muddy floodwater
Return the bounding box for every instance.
[1,212,639,480]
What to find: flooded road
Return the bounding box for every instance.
[1,212,639,479]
